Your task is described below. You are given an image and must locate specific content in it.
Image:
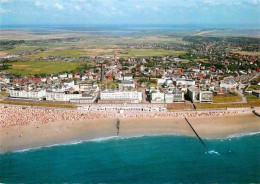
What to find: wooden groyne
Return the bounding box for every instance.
[252,110,260,117]
[116,118,120,135]
[184,117,208,149]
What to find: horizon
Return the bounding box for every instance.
[0,0,260,27]
[1,23,260,30]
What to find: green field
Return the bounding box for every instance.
[6,61,83,76]
[0,101,77,109]
[195,95,260,109]
[246,95,260,104]
[26,48,187,58]
[6,46,44,53]
[231,50,260,56]
[246,85,260,91]
[28,49,90,58]
[119,49,187,57]
[213,93,241,103]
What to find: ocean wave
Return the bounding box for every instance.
[5,134,181,154]
[206,150,220,155]
[11,137,122,153]
[3,132,259,154]
[225,131,260,139]
[205,131,260,140]
[90,136,120,142]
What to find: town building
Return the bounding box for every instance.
[252,90,260,98]
[220,78,237,90]
[187,87,213,103]
[123,74,133,81]
[9,89,46,100]
[175,79,195,86]
[100,90,142,103]
[70,93,98,103]
[151,90,165,103]
[46,91,82,101]
[187,87,200,103]
[118,80,135,89]
[199,91,213,103]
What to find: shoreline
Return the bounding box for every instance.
[1,107,260,153]
[7,131,260,154]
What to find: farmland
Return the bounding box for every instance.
[6,61,83,76]
[213,93,242,103]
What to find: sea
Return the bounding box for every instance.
[0,133,259,183]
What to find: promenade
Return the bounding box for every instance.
[0,104,242,127]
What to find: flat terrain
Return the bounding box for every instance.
[25,48,187,58]
[119,49,186,57]
[6,61,83,76]
[195,95,260,109]
[213,93,242,103]
[0,29,190,59]
[231,49,260,56]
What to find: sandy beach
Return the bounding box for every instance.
[1,105,259,153]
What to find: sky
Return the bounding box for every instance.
[0,0,260,27]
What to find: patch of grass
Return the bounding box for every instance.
[7,46,43,53]
[213,93,241,103]
[246,85,260,91]
[231,50,260,56]
[246,95,260,105]
[0,91,9,97]
[193,59,209,63]
[27,48,188,58]
[27,49,89,58]
[5,61,83,76]
[196,95,260,109]
[99,81,119,88]
[0,101,77,109]
[195,103,248,109]
[118,49,187,57]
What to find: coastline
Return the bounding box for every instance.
[1,107,260,153]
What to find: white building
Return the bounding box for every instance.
[220,80,237,90]
[157,78,166,85]
[70,93,98,103]
[46,91,82,101]
[151,90,165,103]
[252,90,260,98]
[187,87,200,103]
[165,93,173,103]
[59,73,68,79]
[9,89,46,100]
[100,90,142,103]
[123,74,133,81]
[199,91,213,103]
[118,80,135,89]
[159,90,184,103]
[64,80,75,88]
[187,87,213,103]
[176,79,195,86]
[165,79,173,87]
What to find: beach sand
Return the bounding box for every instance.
[1,111,259,153]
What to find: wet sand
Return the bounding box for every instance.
[1,111,259,153]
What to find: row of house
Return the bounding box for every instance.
[150,88,185,103]
[9,89,98,103]
[187,87,213,103]
[100,90,142,103]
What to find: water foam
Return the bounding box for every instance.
[226,131,260,139]
[7,135,169,154]
[206,150,220,155]
[205,131,260,140]
[5,132,259,154]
